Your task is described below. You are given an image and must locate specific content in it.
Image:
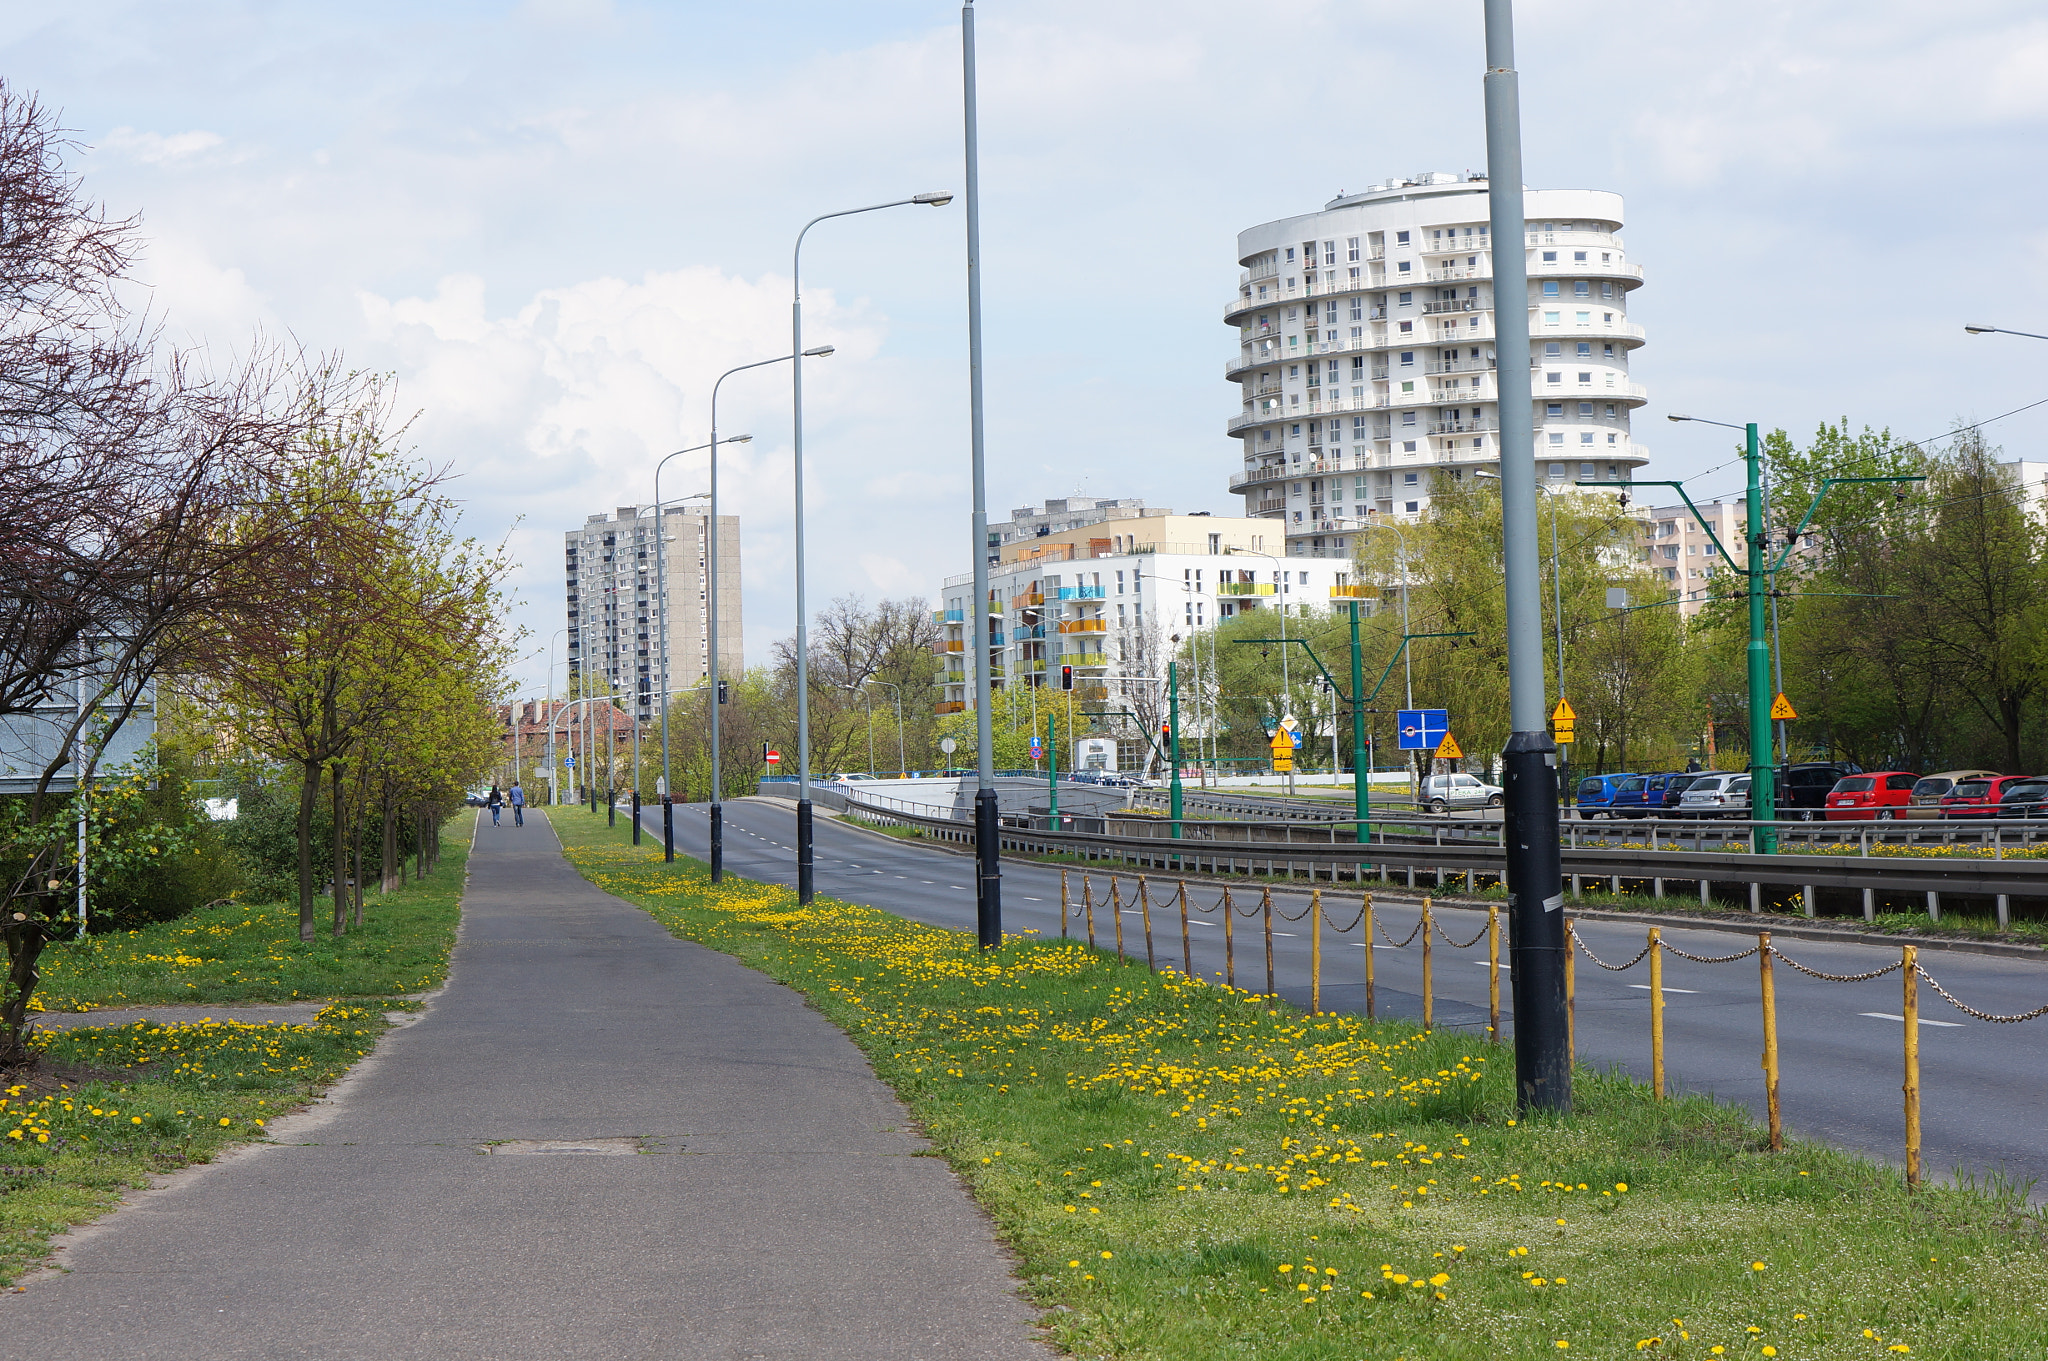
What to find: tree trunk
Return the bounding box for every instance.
[0,913,52,1066]
[381,791,399,894]
[296,761,320,942]
[352,821,365,927]
[331,762,348,937]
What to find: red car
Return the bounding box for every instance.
[1823,771,1919,821]
[1939,775,2035,819]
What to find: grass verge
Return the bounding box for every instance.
[0,820,471,1284]
[32,826,471,1009]
[550,805,2048,1360]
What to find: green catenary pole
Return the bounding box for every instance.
[1168,660,1183,841]
[1350,601,1369,847]
[1745,421,1777,853]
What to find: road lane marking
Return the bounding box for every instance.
[1861,1012,1964,1027]
[1628,984,1698,994]
[1022,897,1044,902]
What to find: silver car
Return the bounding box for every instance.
[1420,772,1504,814]
[1676,772,1750,819]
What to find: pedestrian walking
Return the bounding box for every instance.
[509,781,525,827]
[487,785,503,826]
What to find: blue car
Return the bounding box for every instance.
[1608,771,1701,819]
[1573,772,1637,819]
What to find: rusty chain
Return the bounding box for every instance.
[1434,917,1490,949]
[1763,946,1903,985]
[1662,941,1762,965]
[1376,914,1425,948]
[1567,925,1651,972]
[1914,964,2048,1024]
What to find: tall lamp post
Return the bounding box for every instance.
[655,443,744,860]
[1483,0,1571,1114]
[791,191,953,905]
[707,353,829,884]
[861,678,909,776]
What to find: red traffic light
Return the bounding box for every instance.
[1060,664,1074,690]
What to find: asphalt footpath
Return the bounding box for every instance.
[7,810,1051,1361]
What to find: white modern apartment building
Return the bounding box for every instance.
[564,504,742,721]
[1225,171,1649,556]
[1641,501,1746,618]
[935,507,1354,714]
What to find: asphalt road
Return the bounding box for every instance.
[653,796,2048,1196]
[10,812,1050,1360]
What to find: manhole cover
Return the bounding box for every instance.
[484,1138,643,1156]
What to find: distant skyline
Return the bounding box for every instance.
[6,0,2047,696]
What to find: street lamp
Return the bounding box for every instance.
[840,685,877,776]
[706,350,831,884]
[1964,325,2048,341]
[858,678,909,776]
[1473,471,1565,717]
[544,628,567,804]
[655,440,748,860]
[790,190,953,905]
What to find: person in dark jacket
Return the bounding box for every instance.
[487,785,503,826]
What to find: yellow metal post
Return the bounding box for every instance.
[1139,875,1155,970]
[1112,877,1125,960]
[1486,903,1501,1043]
[1061,868,1069,939]
[1421,896,1435,1032]
[1565,918,1576,1068]
[1903,944,1921,1189]
[1759,931,1781,1152]
[1084,873,1095,949]
[1648,926,1666,1100]
[1224,886,1236,989]
[1363,895,1376,1019]
[1310,888,1323,1013]
[1262,886,1275,996]
[1178,881,1191,977]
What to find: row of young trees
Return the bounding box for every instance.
[0,83,511,1054]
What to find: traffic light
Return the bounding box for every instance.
[1060,664,1074,691]
[717,680,729,704]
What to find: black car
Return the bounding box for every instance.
[1996,778,2048,819]
[1773,761,1863,821]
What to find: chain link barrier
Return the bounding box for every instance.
[1567,925,1652,972]
[1763,946,1903,985]
[1913,964,2048,1024]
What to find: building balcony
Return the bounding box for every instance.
[1330,584,1373,598]
[1421,297,1486,316]
[1056,619,1107,633]
[935,701,966,715]
[1224,273,1379,324]
[1055,585,1106,600]
[1062,652,1109,668]
[935,640,966,654]
[1216,581,1276,596]
[1013,591,1045,609]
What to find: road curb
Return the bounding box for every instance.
[820,807,2048,965]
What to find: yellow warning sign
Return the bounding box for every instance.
[1436,732,1464,760]
[1554,726,1575,746]
[1770,692,1798,721]
[1273,756,1293,772]
[1269,732,1294,752]
[1551,697,1576,723]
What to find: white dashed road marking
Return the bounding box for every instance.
[1861,1012,1964,1027]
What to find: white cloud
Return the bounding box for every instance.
[101,126,225,164]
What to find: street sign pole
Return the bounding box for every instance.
[1048,712,1057,822]
[1743,420,1778,854]
[1168,661,1183,841]
[1485,0,1569,1114]
[1350,601,1370,848]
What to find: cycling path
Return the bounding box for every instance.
[7,810,1050,1360]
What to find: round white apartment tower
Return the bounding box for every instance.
[1224,171,1648,556]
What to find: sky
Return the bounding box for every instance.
[5,0,2048,695]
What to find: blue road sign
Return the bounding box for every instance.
[1396,708,1449,751]
[1290,730,1303,749]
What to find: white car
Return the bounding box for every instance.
[1419,773,1503,814]
[1676,773,1750,819]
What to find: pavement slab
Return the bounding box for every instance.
[5,810,1052,1361]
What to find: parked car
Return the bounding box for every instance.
[1609,772,1701,818]
[1908,770,2000,817]
[1420,772,1504,814]
[1773,761,1863,821]
[1823,771,1919,821]
[1994,778,2048,819]
[1572,772,1636,819]
[1940,775,2039,819]
[828,772,879,784]
[1676,772,1751,819]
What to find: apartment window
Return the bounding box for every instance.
[1607,464,1619,478]
[1285,247,1295,261]
[1398,320,1413,333]
[1549,462,1566,478]
[1542,281,1560,297]
[1350,325,1363,339]
[1261,429,1273,442]
[1349,267,1360,280]
[1403,472,1418,485]
[1704,544,1717,557]
[1580,462,1595,478]
[1608,432,1619,445]
[1402,440,1418,453]
[1605,403,1617,417]
[1578,371,1593,385]
[1325,301,1338,324]
[1352,415,1369,437]
[1397,292,1413,308]
[1544,342,1562,356]
[1574,281,1590,297]
[1546,402,1564,417]
[1292,511,1303,523]
[1399,350,1415,366]
[1549,432,1565,446]
[1580,432,1595,445]
[1544,311,1560,326]
[1347,236,1361,262]
[1574,251,1587,263]
[1603,343,1616,357]
[1354,475,1369,496]
[1577,342,1592,357]
[1576,311,1592,325]
[1350,300,1363,321]
[1542,250,1557,262]
[1602,282,1614,298]
[1578,402,1593,416]
[1351,357,1365,378]
[1401,411,1417,425]
[1396,230,1410,244]
[1116,571,1125,594]
[1546,371,1561,385]
[1397,261,1412,274]
[1404,501,1419,514]
[1290,423,1302,437]
[1603,312,1614,323]
[1400,380,1415,393]
[1323,240,1337,265]
[1291,482,1302,494]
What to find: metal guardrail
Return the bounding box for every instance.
[835,791,2048,923]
